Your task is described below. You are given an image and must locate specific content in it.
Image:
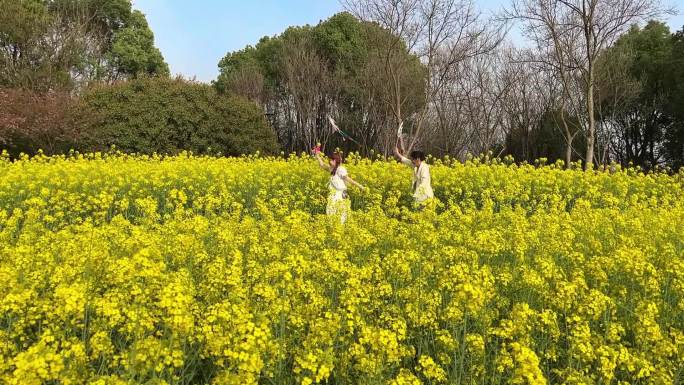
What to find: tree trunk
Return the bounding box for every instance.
[559,108,574,169]
[585,80,595,169]
[566,135,573,169]
[585,28,595,170]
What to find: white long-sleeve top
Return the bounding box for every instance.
[398,156,434,203]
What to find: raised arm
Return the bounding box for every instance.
[394,146,413,167]
[393,144,403,159]
[315,152,331,172]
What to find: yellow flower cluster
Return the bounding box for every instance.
[0,151,683,384]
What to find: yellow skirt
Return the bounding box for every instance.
[326,191,350,223]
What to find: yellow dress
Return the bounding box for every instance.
[326,166,351,223]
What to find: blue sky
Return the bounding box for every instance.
[134,0,683,83]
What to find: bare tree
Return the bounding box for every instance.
[508,0,670,168]
[594,43,644,165]
[499,48,550,161]
[425,61,470,158]
[421,46,523,159]
[341,0,424,155]
[218,65,266,106]
[342,0,503,154]
[281,35,334,152]
[0,88,78,155]
[528,46,586,167]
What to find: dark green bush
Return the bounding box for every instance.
[77,77,278,156]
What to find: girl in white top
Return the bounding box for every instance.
[315,151,365,223]
[394,147,434,205]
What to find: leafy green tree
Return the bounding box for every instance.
[0,0,75,90]
[598,21,674,168]
[214,46,261,95]
[313,12,367,74]
[665,27,684,169]
[109,10,169,78]
[214,12,426,155]
[312,12,426,154]
[0,0,168,91]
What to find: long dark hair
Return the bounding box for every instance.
[329,152,342,175]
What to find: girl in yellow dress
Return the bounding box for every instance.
[315,151,365,223]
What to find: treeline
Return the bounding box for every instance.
[216,1,684,170]
[0,0,277,158]
[214,12,427,156]
[2,0,683,170]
